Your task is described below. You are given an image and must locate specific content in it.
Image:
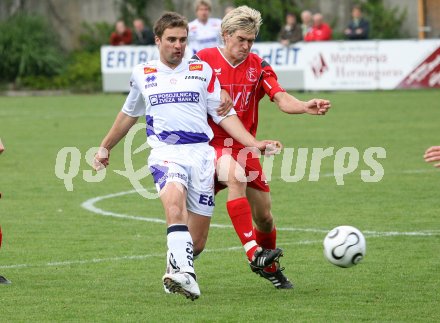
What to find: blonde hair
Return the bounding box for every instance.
[194,0,212,11]
[221,5,262,38]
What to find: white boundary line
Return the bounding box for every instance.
[80,190,440,237]
[0,240,320,270]
[2,190,438,270]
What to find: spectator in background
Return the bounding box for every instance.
[300,10,313,39]
[132,18,155,45]
[224,5,235,16]
[344,5,369,40]
[110,20,132,45]
[304,13,332,41]
[188,0,222,53]
[424,146,440,168]
[278,13,302,46]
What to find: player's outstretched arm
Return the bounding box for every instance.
[424,146,440,168]
[273,92,331,115]
[94,112,138,170]
[219,115,282,155]
[0,138,4,154]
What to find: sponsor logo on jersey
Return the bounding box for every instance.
[170,78,177,84]
[185,75,207,82]
[149,91,200,106]
[146,75,156,82]
[246,67,258,82]
[145,75,157,89]
[214,68,222,75]
[199,194,215,206]
[189,64,203,71]
[228,84,254,112]
[157,172,188,186]
[144,67,157,74]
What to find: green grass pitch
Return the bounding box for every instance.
[0,90,439,322]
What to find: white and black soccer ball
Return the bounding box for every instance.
[323,225,366,268]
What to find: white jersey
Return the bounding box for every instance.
[121,59,235,149]
[188,18,222,53]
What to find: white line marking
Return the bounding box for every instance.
[80,189,166,224]
[0,240,320,270]
[4,191,433,271]
[81,190,440,237]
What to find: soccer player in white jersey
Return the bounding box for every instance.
[93,12,282,301]
[188,0,222,54]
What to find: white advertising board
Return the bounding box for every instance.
[101,40,440,92]
[299,40,440,90]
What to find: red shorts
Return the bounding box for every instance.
[212,145,270,194]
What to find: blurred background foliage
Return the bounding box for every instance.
[0,14,64,85]
[228,0,408,40]
[0,0,408,92]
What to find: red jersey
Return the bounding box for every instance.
[195,47,285,149]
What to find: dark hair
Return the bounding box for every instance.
[153,12,188,39]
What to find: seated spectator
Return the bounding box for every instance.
[132,18,155,45]
[300,10,313,38]
[278,13,302,46]
[304,13,332,41]
[344,5,369,40]
[110,20,132,46]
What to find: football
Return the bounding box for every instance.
[323,225,366,268]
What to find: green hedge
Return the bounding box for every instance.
[21,51,102,92]
[0,13,64,84]
[0,14,103,92]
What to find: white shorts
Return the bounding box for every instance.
[148,143,216,217]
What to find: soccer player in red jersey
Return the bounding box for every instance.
[193,6,331,289]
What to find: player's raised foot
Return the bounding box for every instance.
[256,262,293,289]
[162,272,200,301]
[249,247,283,271]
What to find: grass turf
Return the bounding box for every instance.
[0,90,439,322]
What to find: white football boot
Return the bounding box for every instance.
[162,272,200,301]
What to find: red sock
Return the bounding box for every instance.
[256,227,278,272]
[226,197,258,261]
[255,227,277,249]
